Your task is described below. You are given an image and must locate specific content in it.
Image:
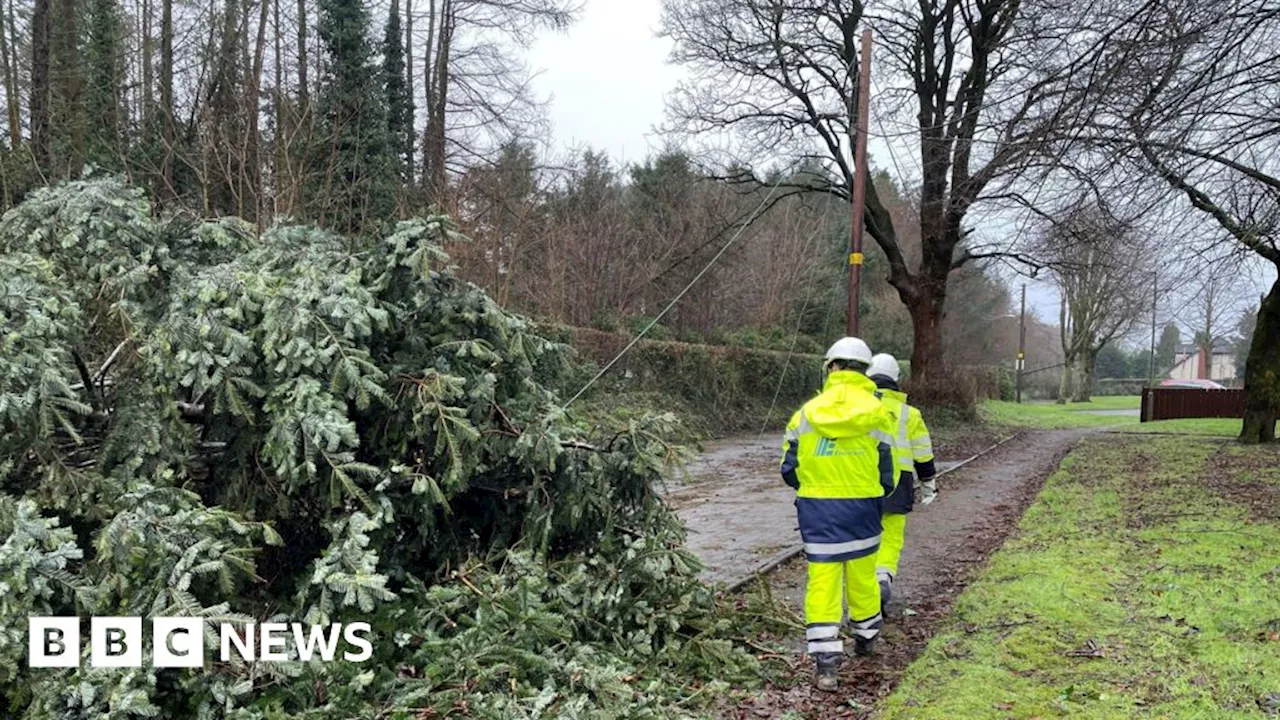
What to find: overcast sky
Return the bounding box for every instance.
[525,0,1273,333]
[528,0,682,165]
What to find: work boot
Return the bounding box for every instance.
[854,635,877,657]
[879,577,893,615]
[813,652,842,692]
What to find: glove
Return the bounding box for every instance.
[919,479,937,506]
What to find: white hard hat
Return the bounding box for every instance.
[824,337,873,366]
[867,353,901,382]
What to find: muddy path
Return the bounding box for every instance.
[676,429,1092,719]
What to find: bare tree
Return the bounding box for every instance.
[1180,254,1250,377]
[412,0,577,206]
[1038,203,1153,402]
[659,0,1105,385]
[1073,0,1280,441]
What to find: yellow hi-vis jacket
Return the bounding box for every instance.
[780,370,896,562]
[874,387,937,514]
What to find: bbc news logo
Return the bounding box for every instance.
[28,617,373,668]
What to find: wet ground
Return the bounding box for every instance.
[673,428,1095,719]
[665,435,963,587]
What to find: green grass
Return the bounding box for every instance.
[979,395,1141,429]
[881,435,1280,719]
[1068,395,1144,410]
[1116,418,1280,438]
[1123,418,1246,437]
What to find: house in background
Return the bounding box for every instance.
[1168,342,1236,382]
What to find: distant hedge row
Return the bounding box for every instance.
[546,326,1014,434]
[545,326,824,434]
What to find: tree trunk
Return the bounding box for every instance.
[1058,360,1074,404]
[51,0,82,177]
[1072,349,1096,402]
[141,0,151,125]
[424,0,451,205]
[906,289,945,387]
[205,0,241,215]
[1240,274,1280,444]
[0,0,19,148]
[295,0,307,102]
[31,0,51,168]
[272,0,284,217]
[421,0,435,180]
[1056,293,1072,404]
[248,0,270,226]
[404,0,414,185]
[160,0,174,203]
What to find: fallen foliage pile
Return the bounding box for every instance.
[0,177,764,718]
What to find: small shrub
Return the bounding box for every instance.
[626,314,670,340]
[906,368,981,421]
[590,309,621,333]
[997,366,1016,401]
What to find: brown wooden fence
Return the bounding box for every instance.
[1140,387,1246,422]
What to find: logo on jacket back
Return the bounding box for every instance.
[814,437,867,458]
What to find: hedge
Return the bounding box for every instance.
[545,326,1014,434]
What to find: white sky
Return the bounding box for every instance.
[526,0,1276,330]
[528,0,683,165]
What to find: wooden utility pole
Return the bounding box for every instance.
[847,28,872,336]
[1016,283,1026,403]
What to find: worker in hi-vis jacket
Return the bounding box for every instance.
[866,353,938,612]
[780,337,897,691]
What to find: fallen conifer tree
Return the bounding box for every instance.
[0,177,765,719]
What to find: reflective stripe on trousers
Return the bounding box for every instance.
[805,623,841,655]
[849,612,883,639]
[804,553,881,653]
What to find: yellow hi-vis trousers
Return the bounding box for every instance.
[876,513,907,582]
[804,553,882,655]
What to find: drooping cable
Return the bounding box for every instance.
[560,172,789,409]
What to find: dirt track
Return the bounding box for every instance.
[671,429,1092,719]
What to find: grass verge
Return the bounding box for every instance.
[979,396,1141,429]
[881,435,1280,719]
[1116,417,1280,438]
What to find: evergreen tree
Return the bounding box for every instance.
[1155,323,1180,374]
[382,0,413,184]
[1095,342,1131,379]
[83,0,124,170]
[309,0,395,235]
